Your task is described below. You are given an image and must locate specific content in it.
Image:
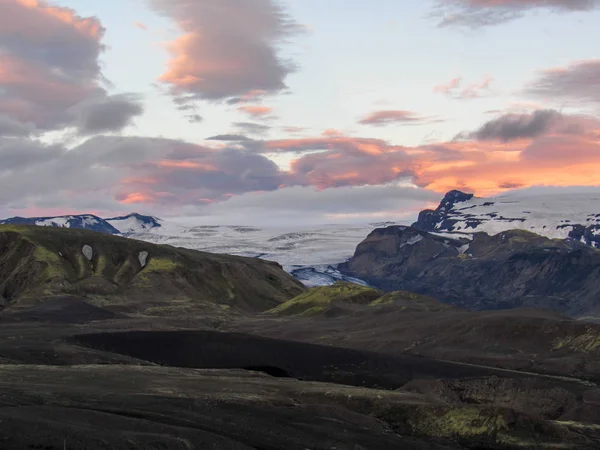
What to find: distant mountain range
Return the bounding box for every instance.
[0,212,161,235]
[2,187,600,289]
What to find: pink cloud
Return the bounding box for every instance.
[133,21,147,31]
[0,0,107,129]
[434,76,493,100]
[237,105,273,117]
[359,110,443,126]
[150,0,302,106]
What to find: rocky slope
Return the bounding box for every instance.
[236,282,600,382]
[338,225,600,317]
[413,187,600,248]
[0,225,304,314]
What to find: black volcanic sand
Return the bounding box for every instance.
[0,311,598,449]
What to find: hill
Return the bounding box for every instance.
[0,225,304,315]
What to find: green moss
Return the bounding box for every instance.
[370,291,424,306]
[135,257,181,283]
[33,246,65,280]
[553,330,600,353]
[409,406,508,439]
[142,257,180,273]
[267,282,380,316]
[76,252,91,279]
[94,254,107,276]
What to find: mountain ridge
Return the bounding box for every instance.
[412,188,600,248]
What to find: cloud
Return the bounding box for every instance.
[433,0,600,27]
[359,110,444,126]
[4,118,600,217]
[237,105,273,117]
[0,135,290,215]
[0,0,107,130]
[206,134,252,141]
[525,59,600,107]
[150,0,302,105]
[434,76,493,99]
[234,122,271,136]
[67,94,144,134]
[466,109,562,141]
[188,185,441,226]
[133,21,147,31]
[0,115,34,137]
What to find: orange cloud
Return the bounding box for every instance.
[263,113,600,196]
[118,192,155,204]
[237,105,273,117]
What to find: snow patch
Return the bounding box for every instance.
[82,245,93,261]
[36,217,70,228]
[138,251,149,268]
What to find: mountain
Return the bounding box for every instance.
[0,224,304,314]
[338,225,600,318]
[413,187,600,248]
[105,213,162,234]
[0,214,119,235]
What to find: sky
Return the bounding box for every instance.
[0,0,599,225]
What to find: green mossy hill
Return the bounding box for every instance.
[0,225,304,314]
[267,282,382,317]
[377,404,583,448]
[267,282,454,317]
[370,291,454,312]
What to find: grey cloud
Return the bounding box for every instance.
[0,135,287,212]
[433,0,600,27]
[233,122,272,136]
[207,134,252,141]
[525,59,600,106]
[0,138,64,171]
[0,115,35,137]
[67,94,144,135]
[180,185,440,226]
[468,109,562,141]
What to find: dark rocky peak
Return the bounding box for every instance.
[412,190,475,232]
[437,190,474,212]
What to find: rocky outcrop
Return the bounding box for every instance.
[338,225,600,317]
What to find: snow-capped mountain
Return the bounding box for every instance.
[106,213,162,234]
[413,187,600,248]
[0,214,120,235]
